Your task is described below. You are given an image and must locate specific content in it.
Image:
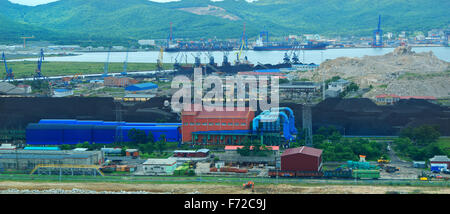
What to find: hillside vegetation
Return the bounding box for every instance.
[0,0,448,44]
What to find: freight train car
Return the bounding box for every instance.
[268,169,375,179]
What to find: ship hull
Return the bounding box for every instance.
[253,45,326,51]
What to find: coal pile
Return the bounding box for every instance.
[0,97,448,136]
[0,97,179,129]
[283,98,450,136]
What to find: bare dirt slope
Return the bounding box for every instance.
[0,181,448,194]
[305,46,450,99]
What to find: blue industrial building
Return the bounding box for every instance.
[125,82,158,92]
[26,119,181,145]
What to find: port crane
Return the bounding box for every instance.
[20,35,35,48]
[33,49,46,80]
[372,15,383,48]
[2,52,14,81]
[222,52,230,67]
[236,23,248,64]
[157,47,164,71]
[122,48,129,76]
[103,48,111,77]
[191,53,202,68]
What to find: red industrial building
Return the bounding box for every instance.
[104,77,138,87]
[181,106,255,143]
[281,146,323,172]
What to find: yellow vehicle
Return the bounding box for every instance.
[419,177,428,181]
[377,157,390,164]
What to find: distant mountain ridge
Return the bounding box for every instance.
[0,0,448,45]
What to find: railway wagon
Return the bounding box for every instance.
[352,170,380,179]
[268,170,323,178]
[268,169,355,179]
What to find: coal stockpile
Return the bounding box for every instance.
[0,97,179,130]
[1,97,448,136]
[283,98,450,136]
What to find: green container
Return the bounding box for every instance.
[352,170,380,179]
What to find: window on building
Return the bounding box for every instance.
[215,123,220,126]
[184,123,188,126]
[228,123,233,126]
[190,123,194,126]
[241,123,246,126]
[222,123,227,126]
[209,123,213,126]
[196,123,201,126]
[202,123,207,126]
[235,123,239,126]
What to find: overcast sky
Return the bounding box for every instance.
[8,0,182,6]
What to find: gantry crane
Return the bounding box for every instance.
[33,49,46,80]
[157,47,164,71]
[122,48,129,76]
[2,52,14,81]
[103,48,111,77]
[21,35,35,48]
[236,22,248,64]
[372,15,383,48]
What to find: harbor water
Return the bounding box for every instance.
[13,47,450,64]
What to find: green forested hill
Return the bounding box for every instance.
[0,0,448,44]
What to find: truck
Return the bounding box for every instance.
[431,164,447,173]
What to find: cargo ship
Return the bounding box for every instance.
[253,40,327,51]
[165,41,235,52]
[172,53,295,75]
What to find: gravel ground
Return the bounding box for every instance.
[0,181,448,194]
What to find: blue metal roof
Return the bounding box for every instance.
[54,89,71,92]
[125,82,158,91]
[254,69,280,73]
[192,130,252,135]
[24,147,61,151]
[0,154,90,159]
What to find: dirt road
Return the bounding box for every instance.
[0,181,448,194]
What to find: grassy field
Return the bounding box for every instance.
[436,137,450,156]
[1,61,174,79]
[0,174,449,189]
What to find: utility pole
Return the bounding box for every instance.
[321,51,325,101]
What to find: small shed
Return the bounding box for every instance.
[0,144,16,150]
[429,155,450,169]
[412,161,426,168]
[281,146,323,172]
[125,82,158,94]
[53,88,73,97]
[125,149,139,158]
[142,158,177,175]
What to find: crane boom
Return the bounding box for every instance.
[122,48,129,75]
[20,35,35,48]
[157,47,164,70]
[34,49,45,80]
[103,48,111,77]
[2,52,14,81]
